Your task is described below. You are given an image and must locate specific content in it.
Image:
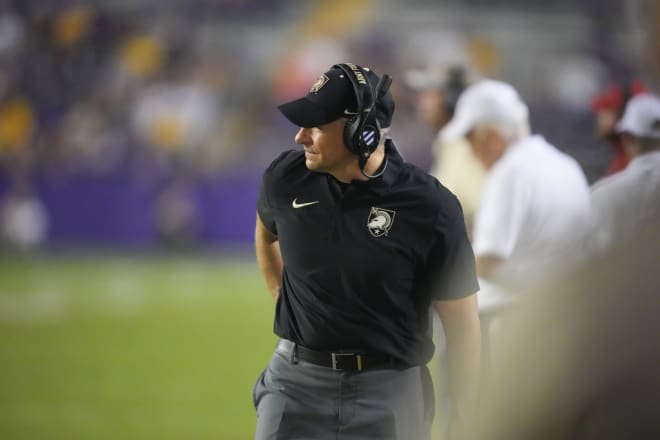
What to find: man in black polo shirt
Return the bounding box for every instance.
[253,63,480,440]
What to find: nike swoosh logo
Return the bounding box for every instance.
[292,198,320,209]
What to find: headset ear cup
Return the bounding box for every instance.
[360,120,381,156]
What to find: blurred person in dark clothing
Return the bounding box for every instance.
[405,65,486,232]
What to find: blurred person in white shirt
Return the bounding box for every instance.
[588,93,660,256]
[442,80,591,296]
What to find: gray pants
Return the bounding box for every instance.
[253,339,434,440]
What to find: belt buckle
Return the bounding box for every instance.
[331,352,363,371]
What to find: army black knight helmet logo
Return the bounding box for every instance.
[309,74,329,93]
[367,207,396,237]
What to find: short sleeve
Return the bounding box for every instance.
[421,195,480,300]
[256,154,287,235]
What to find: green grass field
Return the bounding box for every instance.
[0,252,277,440]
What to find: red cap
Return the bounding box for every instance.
[591,80,647,112]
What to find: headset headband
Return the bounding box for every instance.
[334,63,371,118]
[357,73,392,139]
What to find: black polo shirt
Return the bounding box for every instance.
[257,140,479,366]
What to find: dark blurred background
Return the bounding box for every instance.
[0,0,648,252]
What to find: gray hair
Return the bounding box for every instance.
[474,117,530,144]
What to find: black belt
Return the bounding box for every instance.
[277,339,409,372]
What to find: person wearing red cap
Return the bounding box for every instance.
[253,63,480,439]
[591,79,647,176]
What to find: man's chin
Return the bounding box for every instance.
[305,159,322,171]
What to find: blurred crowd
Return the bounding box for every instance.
[0,1,250,178]
[0,0,651,251]
[0,0,287,250]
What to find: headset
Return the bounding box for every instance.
[334,63,392,161]
[441,66,468,116]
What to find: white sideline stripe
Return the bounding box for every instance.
[0,281,264,324]
[0,290,69,324]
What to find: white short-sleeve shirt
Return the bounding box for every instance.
[589,150,660,255]
[473,135,591,281]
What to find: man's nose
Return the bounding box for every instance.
[295,127,311,145]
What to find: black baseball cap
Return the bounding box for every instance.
[277,64,395,128]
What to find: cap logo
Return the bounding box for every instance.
[309,74,329,93]
[367,207,396,237]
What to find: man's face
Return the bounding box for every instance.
[294,118,355,174]
[466,125,507,170]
